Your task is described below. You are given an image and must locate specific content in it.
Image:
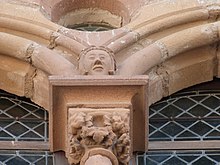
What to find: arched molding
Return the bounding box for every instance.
[40,0,133,25]
[108,7,211,53]
[0,54,35,97]
[107,0,220,53]
[0,15,86,54]
[118,22,220,75]
[2,1,220,164]
[148,45,217,106]
[0,16,54,40]
[0,54,50,110]
[0,32,77,76]
[0,31,80,109]
[1,0,220,109]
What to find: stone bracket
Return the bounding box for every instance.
[49,75,148,164]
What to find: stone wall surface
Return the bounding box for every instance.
[0,0,220,108]
[1,0,220,163]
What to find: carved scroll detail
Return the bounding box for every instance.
[67,109,130,165]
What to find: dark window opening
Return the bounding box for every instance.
[0,90,53,165]
[137,78,220,165]
[67,23,115,32]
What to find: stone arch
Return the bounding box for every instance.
[118,22,220,75]
[2,0,220,164]
[148,45,217,105]
[1,0,220,109]
[0,16,80,110]
[40,0,135,25]
[103,0,220,106]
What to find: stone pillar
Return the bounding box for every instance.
[49,76,148,164]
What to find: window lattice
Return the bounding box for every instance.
[0,92,48,141]
[136,150,220,165]
[137,90,220,165]
[0,151,53,165]
[149,91,220,141]
[0,90,52,165]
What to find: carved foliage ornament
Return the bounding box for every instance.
[67,109,130,164]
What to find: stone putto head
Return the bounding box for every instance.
[78,46,116,75]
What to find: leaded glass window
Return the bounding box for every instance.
[0,90,53,165]
[137,150,220,165]
[137,79,220,165]
[0,151,53,165]
[67,23,115,32]
[149,91,220,141]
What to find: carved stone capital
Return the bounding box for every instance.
[49,76,148,164]
[67,108,131,165]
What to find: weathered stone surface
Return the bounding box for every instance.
[0,32,32,61]
[32,69,49,110]
[148,71,164,106]
[2,0,220,164]
[84,155,112,165]
[128,0,208,29]
[164,46,216,95]
[67,108,130,165]
[0,1,59,30]
[216,44,220,78]
[0,55,35,97]
[49,76,148,164]
[40,0,134,24]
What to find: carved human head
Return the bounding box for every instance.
[78,46,116,75]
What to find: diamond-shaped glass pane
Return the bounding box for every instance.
[0,98,14,111]
[188,105,211,117]
[6,122,28,137]
[189,121,212,136]
[0,150,53,165]
[160,105,182,118]
[149,91,220,141]
[0,91,52,164]
[173,98,196,110]
[0,90,49,141]
[192,157,215,165]
[137,151,220,165]
[160,122,184,137]
[202,96,220,109]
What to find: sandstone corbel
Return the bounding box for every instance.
[49,76,148,165]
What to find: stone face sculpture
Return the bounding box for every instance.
[78,46,116,75]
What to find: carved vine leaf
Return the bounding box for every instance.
[80,126,116,146]
[115,133,131,164]
[68,112,87,164]
[112,112,131,164]
[68,110,130,164]
[69,137,85,164]
[69,112,86,135]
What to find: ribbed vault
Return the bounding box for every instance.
[1,0,220,109]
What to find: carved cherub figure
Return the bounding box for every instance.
[78,46,116,75]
